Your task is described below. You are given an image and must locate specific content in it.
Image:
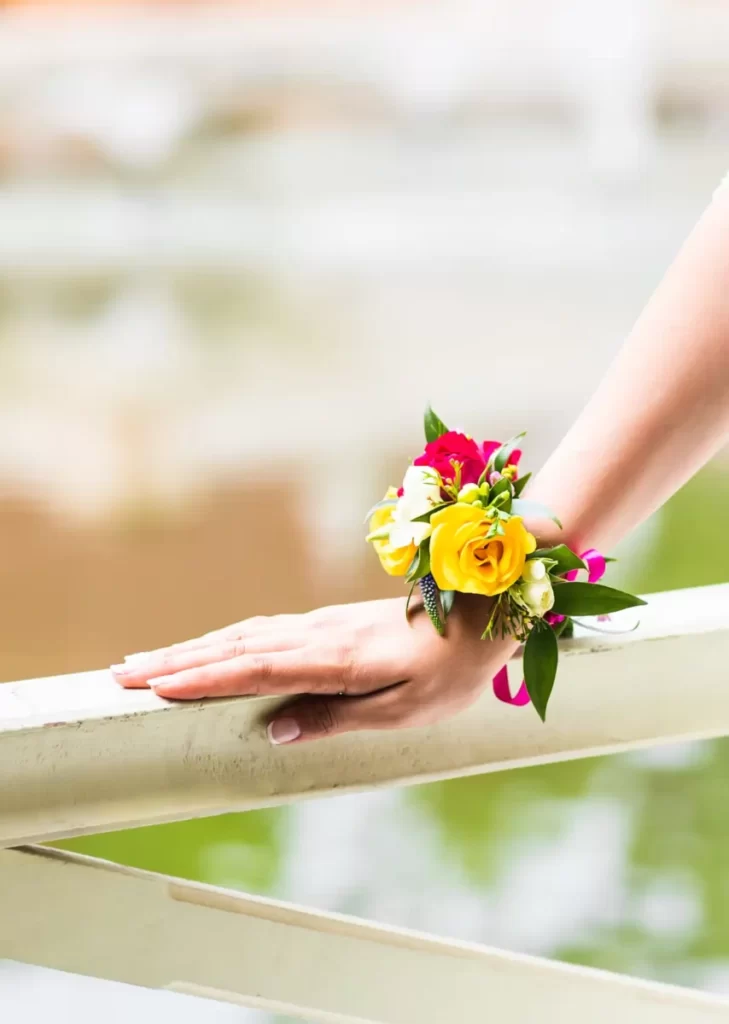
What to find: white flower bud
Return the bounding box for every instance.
[522,559,547,582]
[518,576,555,618]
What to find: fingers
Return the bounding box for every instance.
[117,614,309,667]
[126,643,377,700]
[111,634,310,689]
[267,684,419,744]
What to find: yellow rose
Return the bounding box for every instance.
[430,503,536,596]
[368,488,417,577]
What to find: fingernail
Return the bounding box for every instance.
[150,677,173,692]
[267,718,301,745]
[124,651,151,664]
[110,663,133,675]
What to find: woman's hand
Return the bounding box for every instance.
[111,596,516,745]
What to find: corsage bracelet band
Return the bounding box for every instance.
[366,407,646,721]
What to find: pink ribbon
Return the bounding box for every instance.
[492,548,606,707]
[565,548,605,584]
[492,663,530,706]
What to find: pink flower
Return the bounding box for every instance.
[414,432,520,486]
[414,431,485,485]
[482,441,522,477]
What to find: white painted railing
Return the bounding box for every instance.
[2,582,729,1020]
[1,584,728,849]
[3,845,729,1024]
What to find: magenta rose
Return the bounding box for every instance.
[481,440,522,477]
[414,432,521,486]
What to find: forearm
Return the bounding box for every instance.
[528,188,729,554]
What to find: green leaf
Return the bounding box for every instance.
[440,590,456,619]
[491,476,512,496]
[406,541,431,583]
[365,525,391,542]
[490,477,513,501]
[512,472,531,497]
[405,582,417,619]
[550,615,572,640]
[424,405,449,444]
[559,618,574,640]
[490,490,512,514]
[492,432,526,473]
[531,544,586,576]
[410,501,453,523]
[523,622,559,722]
[511,499,563,529]
[551,582,647,617]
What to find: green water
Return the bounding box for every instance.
[58,464,729,995]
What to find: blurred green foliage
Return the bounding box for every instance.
[58,810,285,892]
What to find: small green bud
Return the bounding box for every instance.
[457,483,481,504]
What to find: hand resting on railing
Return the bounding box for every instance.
[112,176,729,743]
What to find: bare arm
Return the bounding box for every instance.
[112,185,729,743]
[530,188,729,553]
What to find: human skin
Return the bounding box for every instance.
[112,186,729,743]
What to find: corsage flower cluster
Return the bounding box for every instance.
[367,407,645,720]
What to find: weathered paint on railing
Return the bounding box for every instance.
[1,584,728,849]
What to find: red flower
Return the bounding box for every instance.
[414,432,520,486]
[414,431,484,484]
[481,440,522,475]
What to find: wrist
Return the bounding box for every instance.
[520,474,590,553]
[449,593,520,653]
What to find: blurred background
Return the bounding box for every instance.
[1,0,729,1018]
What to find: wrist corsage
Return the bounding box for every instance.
[366,406,646,721]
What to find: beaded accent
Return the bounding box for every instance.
[418,573,445,636]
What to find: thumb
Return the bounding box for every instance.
[267,687,405,745]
